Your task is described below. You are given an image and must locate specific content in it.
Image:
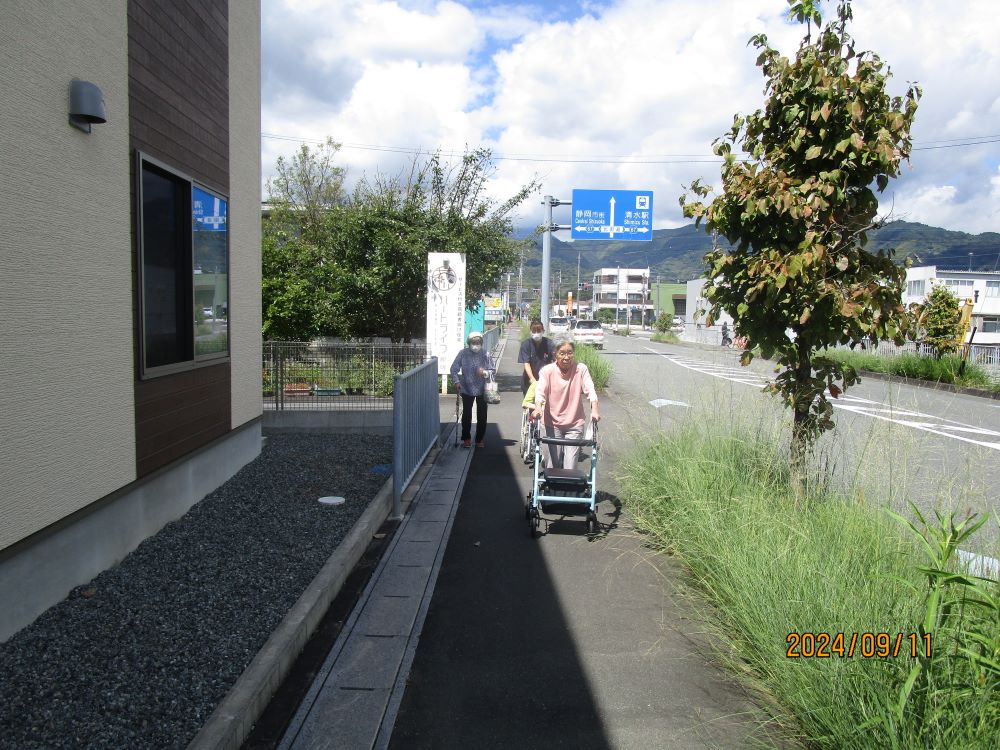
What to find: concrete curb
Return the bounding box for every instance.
[850,367,1000,400]
[661,339,1000,401]
[187,442,442,750]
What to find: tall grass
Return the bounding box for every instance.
[823,349,999,393]
[574,344,611,390]
[620,412,1000,748]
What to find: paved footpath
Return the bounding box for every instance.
[279,331,783,749]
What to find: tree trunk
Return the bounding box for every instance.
[790,347,812,503]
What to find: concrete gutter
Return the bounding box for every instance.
[187,441,443,750]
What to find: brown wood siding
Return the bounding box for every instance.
[128,0,231,477]
[135,362,232,477]
[127,0,229,192]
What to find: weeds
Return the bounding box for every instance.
[620,412,1000,748]
[824,349,999,393]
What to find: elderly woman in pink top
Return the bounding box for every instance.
[531,337,601,469]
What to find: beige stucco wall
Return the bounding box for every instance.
[0,1,136,551]
[230,0,264,428]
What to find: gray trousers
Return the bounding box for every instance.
[542,423,583,469]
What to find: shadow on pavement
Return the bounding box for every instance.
[388,417,613,749]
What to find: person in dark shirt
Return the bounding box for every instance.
[450,331,493,448]
[517,319,554,395]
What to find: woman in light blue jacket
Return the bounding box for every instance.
[449,331,493,448]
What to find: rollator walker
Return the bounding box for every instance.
[525,419,599,537]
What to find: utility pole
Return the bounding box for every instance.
[540,195,571,329]
[576,252,581,293]
[655,274,661,321]
[516,244,525,319]
[617,265,621,329]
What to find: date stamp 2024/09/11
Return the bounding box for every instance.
[786,632,933,659]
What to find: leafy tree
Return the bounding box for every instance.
[423,149,539,310]
[915,284,962,357]
[262,143,537,341]
[595,308,616,325]
[680,0,921,484]
[266,137,346,237]
[654,312,672,333]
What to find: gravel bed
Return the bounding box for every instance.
[0,432,393,750]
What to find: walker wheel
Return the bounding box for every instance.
[529,508,540,538]
[586,512,598,536]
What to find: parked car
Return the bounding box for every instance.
[548,316,571,334]
[572,319,605,349]
[670,315,684,332]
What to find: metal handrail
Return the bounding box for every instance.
[392,358,440,518]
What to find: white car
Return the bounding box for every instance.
[548,316,571,335]
[670,316,684,332]
[572,319,605,349]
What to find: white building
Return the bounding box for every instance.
[592,267,652,325]
[904,267,1000,345]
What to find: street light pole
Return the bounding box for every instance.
[616,265,621,329]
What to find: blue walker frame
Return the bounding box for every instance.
[525,420,599,537]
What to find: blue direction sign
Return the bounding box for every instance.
[571,189,653,241]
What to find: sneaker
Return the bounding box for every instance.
[463,439,471,448]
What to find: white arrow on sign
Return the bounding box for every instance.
[609,196,616,238]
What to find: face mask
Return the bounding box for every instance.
[531,332,543,341]
[470,344,482,352]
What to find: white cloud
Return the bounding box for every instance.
[262,0,1000,234]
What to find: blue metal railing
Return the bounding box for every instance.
[392,357,440,518]
[482,323,502,356]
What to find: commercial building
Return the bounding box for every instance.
[904,266,1000,345]
[592,267,652,326]
[0,1,262,640]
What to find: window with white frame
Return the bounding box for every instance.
[137,153,229,377]
[906,279,925,297]
[986,280,1000,297]
[940,278,974,293]
[983,317,1000,334]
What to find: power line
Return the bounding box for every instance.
[261,130,1000,164]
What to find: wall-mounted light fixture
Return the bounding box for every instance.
[68,79,107,133]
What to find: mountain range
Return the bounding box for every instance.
[509,221,1000,290]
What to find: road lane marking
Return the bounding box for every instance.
[642,347,1000,452]
[649,399,690,408]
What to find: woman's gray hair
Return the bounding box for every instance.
[553,335,575,351]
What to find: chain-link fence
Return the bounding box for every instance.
[263,341,430,410]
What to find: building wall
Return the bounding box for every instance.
[904,267,1000,345]
[229,0,263,428]
[128,0,233,475]
[0,1,136,551]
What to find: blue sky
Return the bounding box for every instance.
[261,0,1000,234]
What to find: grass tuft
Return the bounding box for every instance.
[619,411,1000,748]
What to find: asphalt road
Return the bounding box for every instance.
[599,333,1000,554]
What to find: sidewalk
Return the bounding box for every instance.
[276,330,783,749]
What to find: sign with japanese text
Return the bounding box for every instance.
[426,253,467,375]
[571,189,653,241]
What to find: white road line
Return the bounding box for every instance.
[649,399,690,408]
[641,346,1000,452]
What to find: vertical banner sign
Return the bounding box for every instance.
[426,253,467,375]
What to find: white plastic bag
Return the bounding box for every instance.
[484,372,500,404]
